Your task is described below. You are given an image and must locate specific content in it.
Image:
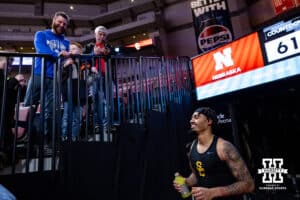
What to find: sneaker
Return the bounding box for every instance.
[94,125,100,134]
[61,136,68,141]
[43,144,53,156]
[87,136,94,142]
[110,125,117,132]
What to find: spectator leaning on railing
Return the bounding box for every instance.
[61,41,86,142]
[85,25,113,134]
[23,11,71,145]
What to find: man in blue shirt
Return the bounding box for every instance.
[24,11,70,143]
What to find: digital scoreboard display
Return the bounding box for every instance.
[192,15,300,101]
[260,15,300,64]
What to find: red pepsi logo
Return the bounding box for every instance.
[198,25,232,52]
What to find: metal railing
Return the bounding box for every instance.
[0,52,194,174]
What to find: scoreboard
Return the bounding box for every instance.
[192,15,300,101]
[260,16,300,63]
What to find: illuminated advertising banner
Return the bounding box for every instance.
[260,15,300,64]
[190,0,234,54]
[192,14,300,101]
[272,0,295,15]
[192,32,264,88]
[193,55,300,101]
[192,24,300,101]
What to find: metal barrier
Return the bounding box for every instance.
[110,56,193,125]
[0,52,194,174]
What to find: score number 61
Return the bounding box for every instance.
[265,31,300,62]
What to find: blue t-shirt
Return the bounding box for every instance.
[34,29,69,78]
[0,184,16,200]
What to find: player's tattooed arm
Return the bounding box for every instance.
[216,140,255,197]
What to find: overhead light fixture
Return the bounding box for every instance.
[126,38,153,49]
[70,5,74,10]
[134,43,141,50]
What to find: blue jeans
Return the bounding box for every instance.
[0,184,16,200]
[61,102,82,139]
[89,77,107,128]
[24,75,55,135]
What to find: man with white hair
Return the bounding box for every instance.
[87,25,112,135]
[91,25,110,75]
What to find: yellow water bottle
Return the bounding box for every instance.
[174,172,191,199]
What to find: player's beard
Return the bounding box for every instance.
[52,22,66,35]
